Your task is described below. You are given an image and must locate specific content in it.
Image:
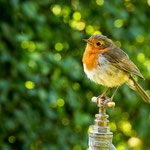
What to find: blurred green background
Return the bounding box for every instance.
[0,0,150,150]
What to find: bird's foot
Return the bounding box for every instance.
[97,94,109,101]
[96,95,110,108]
[97,95,108,106]
[92,96,115,109]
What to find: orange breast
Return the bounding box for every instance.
[82,44,99,71]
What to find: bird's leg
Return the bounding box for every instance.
[104,86,119,106]
[97,87,111,100]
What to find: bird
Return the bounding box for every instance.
[82,34,150,105]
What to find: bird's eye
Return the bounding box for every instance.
[96,42,101,46]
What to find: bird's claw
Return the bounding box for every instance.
[97,95,109,101]
[97,96,110,107]
[104,98,112,106]
[97,96,115,108]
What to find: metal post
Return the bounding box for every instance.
[89,96,117,150]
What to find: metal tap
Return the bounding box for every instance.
[89,96,117,150]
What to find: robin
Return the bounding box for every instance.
[82,34,150,105]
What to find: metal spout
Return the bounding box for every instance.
[89,96,117,150]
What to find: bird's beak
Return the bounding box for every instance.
[82,39,90,43]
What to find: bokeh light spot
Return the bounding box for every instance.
[128,137,142,147]
[136,35,144,43]
[148,0,150,6]
[148,64,150,72]
[114,19,124,28]
[96,0,104,6]
[8,136,16,143]
[123,122,131,132]
[62,118,70,125]
[73,11,81,21]
[57,98,65,107]
[125,2,135,12]
[69,20,78,29]
[144,59,150,72]
[25,81,35,89]
[21,41,29,49]
[115,107,122,113]
[86,91,93,99]
[51,5,61,16]
[115,133,122,141]
[137,53,145,62]
[72,82,80,90]
[54,53,62,61]
[117,144,126,150]
[55,43,63,51]
[28,60,36,68]
[76,22,86,31]
[21,41,36,52]
[28,41,36,52]
[50,102,57,108]
[62,6,70,17]
[120,121,132,135]
[109,122,117,131]
[114,41,121,48]
[86,25,94,35]
[73,145,82,150]
[93,30,102,35]
[63,42,69,50]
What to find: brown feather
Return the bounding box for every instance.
[130,76,150,103]
[102,46,145,79]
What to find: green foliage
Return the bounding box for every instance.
[0,0,150,150]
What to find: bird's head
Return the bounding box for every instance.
[83,34,113,52]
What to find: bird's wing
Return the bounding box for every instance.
[102,47,144,79]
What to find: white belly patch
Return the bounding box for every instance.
[84,54,129,87]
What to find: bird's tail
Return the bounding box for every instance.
[130,76,150,104]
